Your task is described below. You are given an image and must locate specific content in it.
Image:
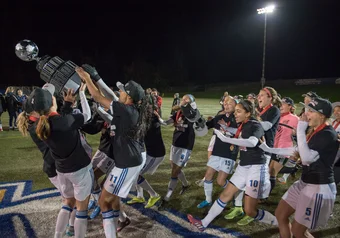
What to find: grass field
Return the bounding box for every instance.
[0,96,339,238]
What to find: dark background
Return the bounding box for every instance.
[1,0,340,89]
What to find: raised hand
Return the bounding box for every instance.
[63,89,76,103]
[75,67,91,83]
[82,64,101,82]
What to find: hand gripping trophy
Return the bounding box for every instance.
[15,39,82,95]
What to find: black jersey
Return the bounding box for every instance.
[207,113,239,160]
[145,115,166,157]
[46,113,91,173]
[260,105,280,148]
[110,101,143,168]
[238,119,267,166]
[27,118,57,178]
[171,110,195,150]
[301,125,339,184]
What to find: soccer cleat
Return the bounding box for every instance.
[237,215,254,226]
[195,179,204,187]
[145,194,161,208]
[65,225,74,237]
[157,199,168,211]
[89,206,101,219]
[187,214,205,232]
[117,217,131,232]
[179,184,191,195]
[224,207,244,220]
[127,196,145,204]
[197,200,212,209]
[278,177,287,184]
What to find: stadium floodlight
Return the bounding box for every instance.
[257,5,275,15]
[257,5,275,88]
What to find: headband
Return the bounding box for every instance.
[263,88,272,98]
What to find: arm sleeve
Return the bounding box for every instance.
[261,107,280,130]
[96,79,119,101]
[297,120,320,165]
[159,117,174,125]
[214,129,258,147]
[259,143,297,157]
[260,121,273,131]
[79,91,91,122]
[96,106,113,124]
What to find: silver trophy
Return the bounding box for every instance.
[15,39,81,95]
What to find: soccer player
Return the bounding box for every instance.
[196,96,238,209]
[32,83,92,238]
[127,94,165,209]
[226,87,281,225]
[187,100,276,231]
[76,66,152,238]
[156,94,197,207]
[260,97,338,238]
[269,97,299,185]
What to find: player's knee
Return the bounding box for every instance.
[216,177,226,187]
[244,206,257,218]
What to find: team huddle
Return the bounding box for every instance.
[16,64,340,238]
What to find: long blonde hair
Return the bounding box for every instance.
[17,112,29,136]
[36,111,51,140]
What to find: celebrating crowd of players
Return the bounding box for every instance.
[15,64,340,238]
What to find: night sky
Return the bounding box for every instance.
[1,0,340,88]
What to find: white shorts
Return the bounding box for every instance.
[91,150,115,174]
[230,164,270,199]
[141,154,165,175]
[207,135,216,152]
[207,155,235,174]
[282,180,337,229]
[104,159,144,198]
[57,164,94,201]
[49,176,60,192]
[170,145,191,167]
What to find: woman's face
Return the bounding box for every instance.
[225,100,237,114]
[234,104,250,123]
[17,90,23,96]
[119,90,129,103]
[333,106,340,121]
[305,108,324,128]
[257,90,272,109]
[280,103,291,114]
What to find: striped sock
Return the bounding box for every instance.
[102,210,118,237]
[69,207,76,227]
[201,198,227,227]
[55,205,72,238]
[75,210,88,237]
[254,209,278,225]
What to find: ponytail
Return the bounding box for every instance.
[128,94,155,139]
[263,87,282,108]
[36,114,51,140]
[17,112,29,137]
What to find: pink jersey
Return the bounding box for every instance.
[274,112,299,148]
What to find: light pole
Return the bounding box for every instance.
[257,5,275,88]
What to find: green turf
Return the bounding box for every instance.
[0,97,339,238]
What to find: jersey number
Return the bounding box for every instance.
[109,175,118,184]
[249,180,259,187]
[225,160,231,166]
[305,208,311,216]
